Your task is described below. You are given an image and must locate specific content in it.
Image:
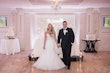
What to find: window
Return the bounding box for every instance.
[0,16,7,27]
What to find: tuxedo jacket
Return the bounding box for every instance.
[58,27,75,48]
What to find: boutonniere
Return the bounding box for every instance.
[64,30,68,35]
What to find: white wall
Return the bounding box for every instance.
[0,8,110,51]
[79,8,110,51]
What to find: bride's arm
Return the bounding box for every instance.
[54,32,58,48]
[43,32,47,49]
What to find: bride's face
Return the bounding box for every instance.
[48,24,53,31]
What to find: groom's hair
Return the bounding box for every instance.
[63,21,67,23]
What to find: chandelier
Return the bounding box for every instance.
[51,0,62,10]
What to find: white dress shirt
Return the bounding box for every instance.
[63,27,68,35]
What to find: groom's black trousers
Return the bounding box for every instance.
[62,45,72,67]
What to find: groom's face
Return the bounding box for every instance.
[63,22,67,28]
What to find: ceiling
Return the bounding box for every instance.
[0,0,110,9]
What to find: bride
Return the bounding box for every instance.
[33,24,65,70]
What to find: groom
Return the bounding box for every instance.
[58,21,75,69]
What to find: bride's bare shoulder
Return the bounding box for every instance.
[44,31,48,35]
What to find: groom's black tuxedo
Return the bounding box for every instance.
[58,27,75,68]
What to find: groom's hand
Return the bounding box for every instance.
[58,44,61,48]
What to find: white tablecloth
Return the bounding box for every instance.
[0,38,20,55]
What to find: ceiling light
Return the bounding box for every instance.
[51,0,63,10]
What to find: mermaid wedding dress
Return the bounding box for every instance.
[33,34,65,70]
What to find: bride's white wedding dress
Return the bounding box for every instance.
[33,34,65,70]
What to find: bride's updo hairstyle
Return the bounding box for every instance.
[47,23,55,36]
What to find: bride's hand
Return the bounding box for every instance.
[43,46,45,49]
[57,44,61,48]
